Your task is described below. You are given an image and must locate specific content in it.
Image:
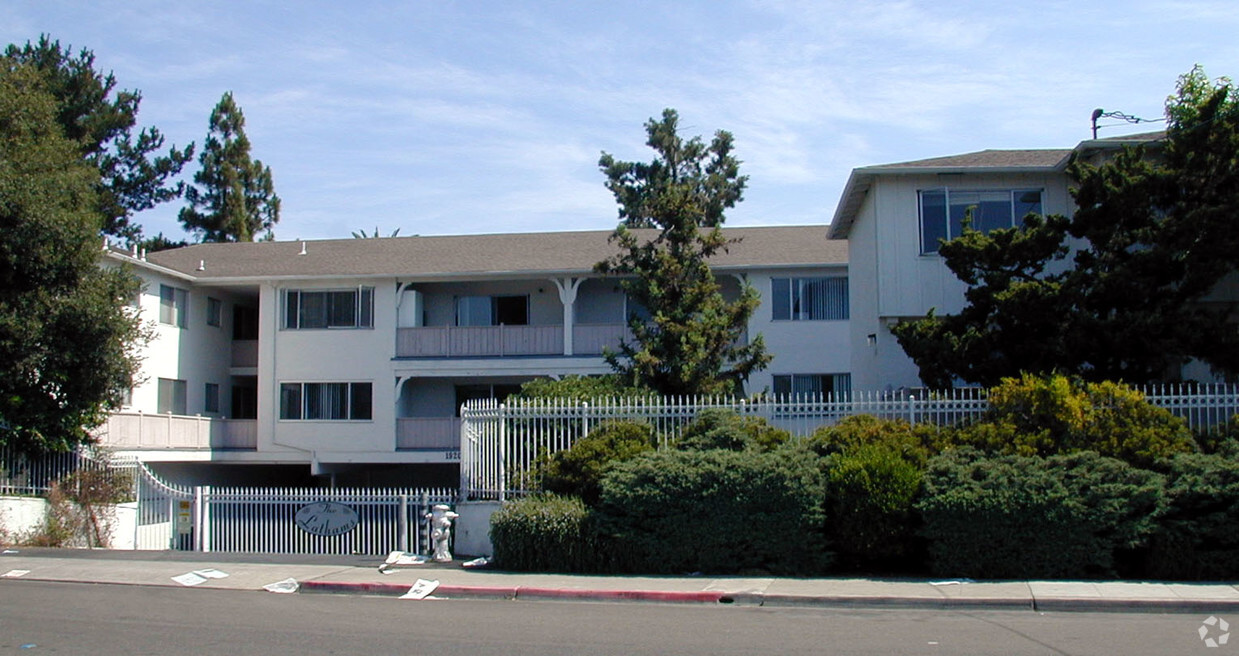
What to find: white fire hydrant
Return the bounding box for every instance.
[426,504,460,562]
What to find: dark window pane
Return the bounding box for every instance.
[772,278,791,320]
[350,383,372,420]
[920,190,947,253]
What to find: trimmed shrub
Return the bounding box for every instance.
[532,420,656,504]
[596,445,828,574]
[513,375,648,402]
[824,445,924,571]
[1143,452,1239,580]
[807,415,943,465]
[675,408,791,452]
[489,494,610,572]
[957,374,1195,467]
[917,449,1165,579]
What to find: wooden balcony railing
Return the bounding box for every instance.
[97,413,257,450]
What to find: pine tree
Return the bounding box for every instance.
[596,109,770,396]
[2,35,194,244]
[179,92,280,242]
[893,67,1239,387]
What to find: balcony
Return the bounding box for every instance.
[396,323,629,358]
[231,340,258,367]
[97,412,257,450]
[397,418,460,450]
[397,325,563,358]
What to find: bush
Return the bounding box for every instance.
[807,415,943,465]
[513,375,648,402]
[1143,452,1239,580]
[957,374,1195,467]
[532,420,655,504]
[824,445,924,571]
[675,408,791,452]
[595,445,828,575]
[489,494,610,572]
[917,449,1165,579]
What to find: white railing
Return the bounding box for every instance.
[397,325,564,357]
[572,323,630,354]
[95,413,257,450]
[397,418,460,450]
[0,445,127,496]
[459,384,1239,500]
[231,340,258,367]
[199,486,456,555]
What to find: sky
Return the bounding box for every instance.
[3,1,1237,242]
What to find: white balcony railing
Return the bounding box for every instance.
[396,417,460,450]
[97,413,257,450]
[397,325,563,357]
[231,340,258,367]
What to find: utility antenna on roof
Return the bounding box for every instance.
[299,240,307,256]
[1091,108,1160,139]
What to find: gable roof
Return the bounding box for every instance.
[827,149,1072,240]
[126,225,844,283]
[827,132,1165,240]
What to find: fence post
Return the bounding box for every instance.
[498,404,507,503]
[420,490,430,554]
[398,494,409,553]
[908,395,918,426]
[193,486,205,551]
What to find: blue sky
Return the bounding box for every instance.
[4,1,1236,242]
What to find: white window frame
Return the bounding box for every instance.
[772,277,849,321]
[157,377,187,415]
[772,373,852,399]
[279,381,373,421]
[919,188,1044,254]
[159,285,188,328]
[283,287,375,330]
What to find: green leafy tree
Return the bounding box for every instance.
[0,62,146,453]
[3,35,194,244]
[893,67,1239,386]
[596,109,770,396]
[179,92,280,242]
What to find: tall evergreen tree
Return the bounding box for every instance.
[893,67,1239,387]
[0,62,147,452]
[2,35,194,245]
[596,109,770,396]
[179,92,280,242]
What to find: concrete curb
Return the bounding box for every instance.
[299,580,726,603]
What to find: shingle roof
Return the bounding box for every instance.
[139,226,844,281]
[861,148,1073,171]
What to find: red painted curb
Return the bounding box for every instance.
[515,587,726,603]
[298,580,725,603]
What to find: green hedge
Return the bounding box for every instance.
[1143,451,1239,580]
[674,408,791,452]
[532,420,655,504]
[596,445,828,575]
[824,445,924,571]
[918,449,1165,579]
[489,494,609,572]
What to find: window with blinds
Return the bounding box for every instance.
[279,382,373,420]
[772,277,849,321]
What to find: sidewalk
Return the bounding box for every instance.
[3,547,1239,613]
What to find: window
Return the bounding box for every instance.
[279,382,372,420]
[920,188,1043,254]
[157,378,187,414]
[773,373,852,399]
[206,297,222,327]
[159,285,188,328]
[772,277,849,321]
[283,288,374,329]
[455,295,528,326]
[204,383,220,414]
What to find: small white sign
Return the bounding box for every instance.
[171,572,207,586]
[400,579,440,600]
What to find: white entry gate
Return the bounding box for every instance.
[126,463,455,555]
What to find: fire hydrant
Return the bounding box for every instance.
[425,504,460,562]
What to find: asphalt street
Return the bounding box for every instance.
[0,580,1228,656]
